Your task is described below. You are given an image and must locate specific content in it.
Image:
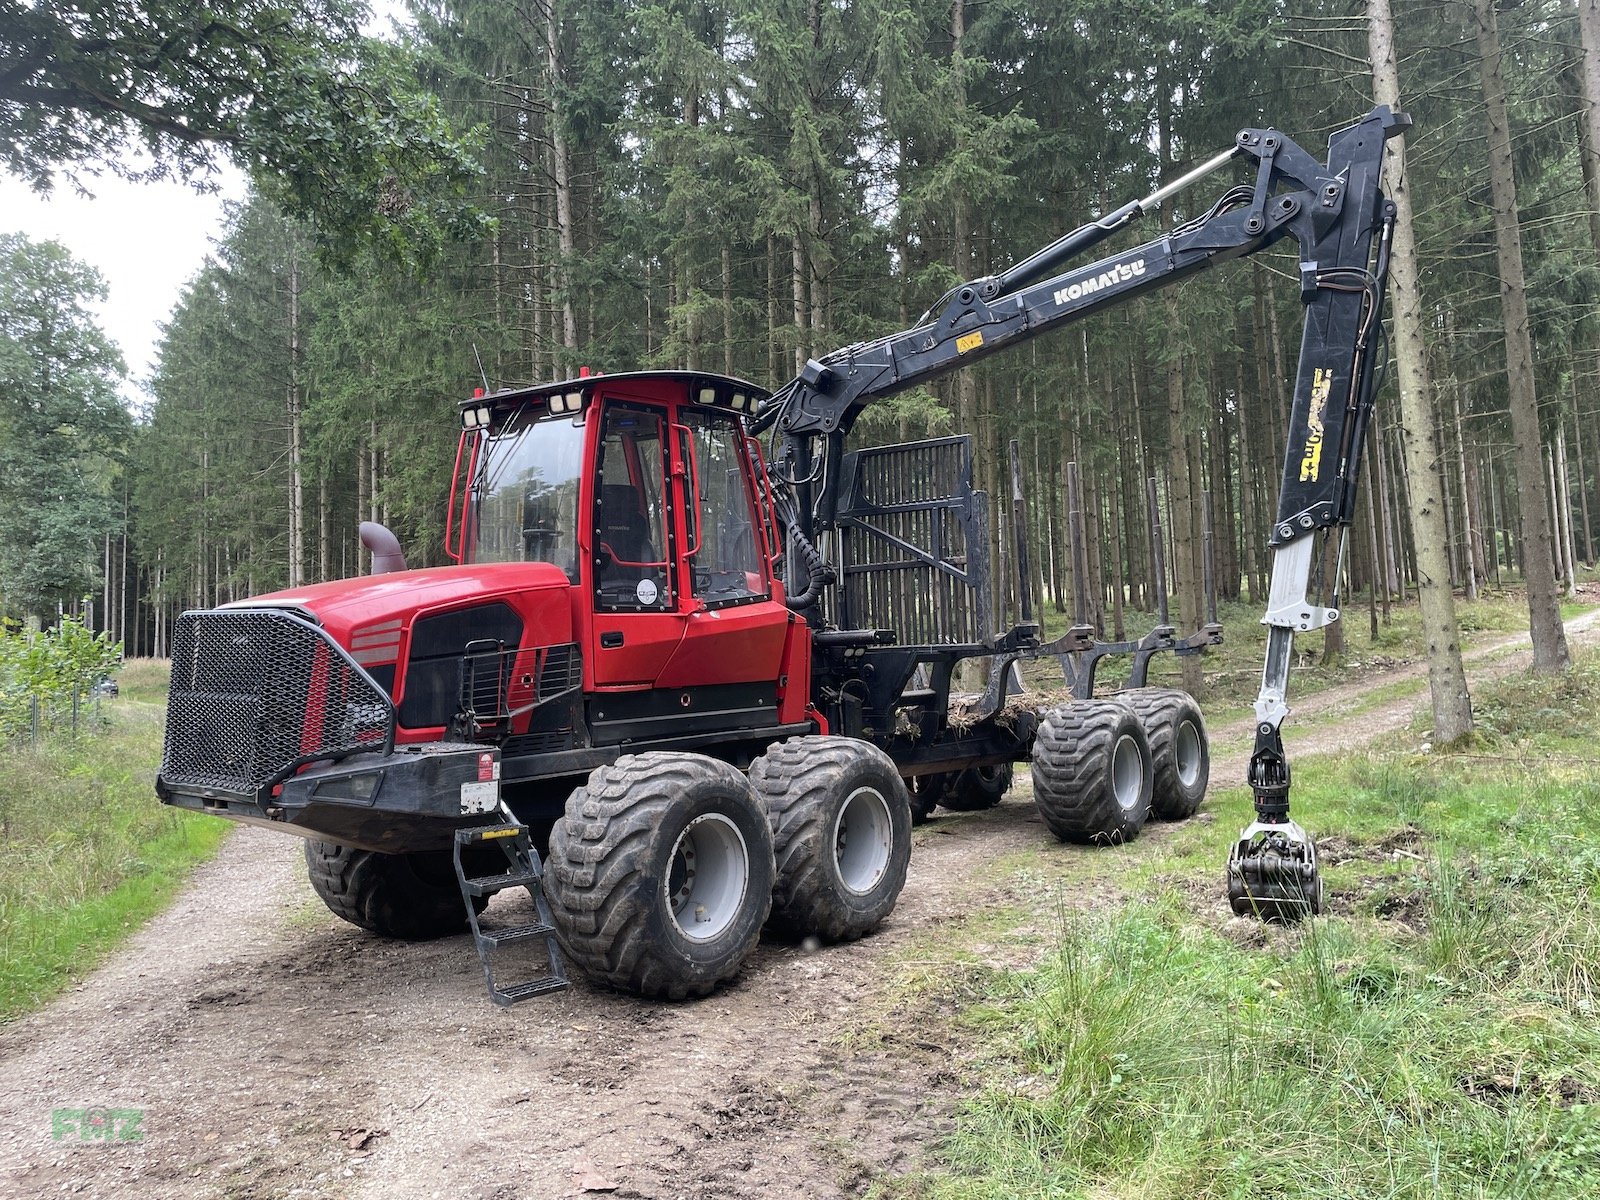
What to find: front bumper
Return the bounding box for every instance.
[158,741,504,854]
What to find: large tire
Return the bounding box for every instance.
[936,762,1014,812]
[1030,700,1153,844]
[543,753,774,1000]
[303,840,483,940]
[1120,687,1209,820]
[750,737,913,942]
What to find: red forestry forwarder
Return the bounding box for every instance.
[158,108,1408,1004]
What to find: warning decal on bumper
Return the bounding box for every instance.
[461,780,500,814]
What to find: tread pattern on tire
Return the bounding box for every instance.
[1119,687,1209,820]
[1029,700,1153,844]
[544,752,774,1000]
[749,736,912,942]
[303,840,480,940]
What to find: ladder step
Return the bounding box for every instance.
[453,814,570,1006]
[462,870,541,897]
[480,922,558,947]
[457,822,525,845]
[492,976,569,1005]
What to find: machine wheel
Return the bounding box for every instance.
[749,736,912,943]
[936,762,1014,812]
[1120,687,1209,820]
[543,753,774,1000]
[303,840,484,940]
[1030,701,1153,844]
[907,776,939,826]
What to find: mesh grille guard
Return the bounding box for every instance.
[161,608,396,800]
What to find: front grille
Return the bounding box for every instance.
[162,609,395,798]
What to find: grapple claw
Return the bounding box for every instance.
[1226,819,1322,922]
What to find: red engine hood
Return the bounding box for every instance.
[224,562,572,643]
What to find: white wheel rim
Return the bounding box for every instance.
[665,812,750,942]
[1175,719,1204,788]
[832,786,893,895]
[1111,734,1144,812]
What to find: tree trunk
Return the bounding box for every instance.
[318,470,329,583]
[1367,0,1474,737]
[1449,380,1479,599]
[1319,534,1344,664]
[1472,0,1570,671]
[1374,421,1396,618]
[1464,422,1490,586]
[1578,1,1600,255]
[118,486,128,646]
[791,233,807,374]
[1558,426,1578,591]
[1572,394,1595,564]
[1364,472,1382,640]
[102,531,111,636]
[1213,365,1238,601]
[722,245,734,376]
[1155,83,1204,694]
[369,413,380,524]
[1163,304,1202,693]
[545,0,578,356]
[1108,449,1126,640]
[287,251,304,590]
[766,233,777,380]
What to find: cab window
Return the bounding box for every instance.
[593,406,673,610]
[473,409,585,580]
[681,409,765,605]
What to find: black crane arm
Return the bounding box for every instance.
[757,106,1407,544]
[756,106,1412,923]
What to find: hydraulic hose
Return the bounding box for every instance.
[783,525,835,612]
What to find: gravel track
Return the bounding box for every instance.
[2,606,1594,1200]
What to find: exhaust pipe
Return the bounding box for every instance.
[360,522,408,575]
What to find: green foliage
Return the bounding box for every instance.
[941,886,1600,1199]
[0,0,485,266]
[135,192,489,591]
[911,656,1600,1197]
[1472,653,1600,748]
[0,660,228,1018]
[62,0,1600,671]
[0,233,128,621]
[0,617,122,741]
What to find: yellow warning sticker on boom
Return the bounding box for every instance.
[956,331,984,354]
[1299,368,1332,482]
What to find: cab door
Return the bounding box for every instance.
[652,407,789,691]
[585,399,686,687]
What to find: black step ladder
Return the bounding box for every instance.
[453,819,569,1006]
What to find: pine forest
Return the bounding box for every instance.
[6,0,1600,671]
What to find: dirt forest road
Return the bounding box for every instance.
[3,608,1597,1200]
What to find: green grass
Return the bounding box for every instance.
[884,653,1600,1200]
[0,659,228,1019]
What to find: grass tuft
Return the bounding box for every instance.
[0,659,227,1019]
[906,650,1600,1200]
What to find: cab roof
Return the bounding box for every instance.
[460,371,772,427]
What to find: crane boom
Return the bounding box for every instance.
[756,105,1411,920]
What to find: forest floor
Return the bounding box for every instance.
[1,605,1597,1200]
